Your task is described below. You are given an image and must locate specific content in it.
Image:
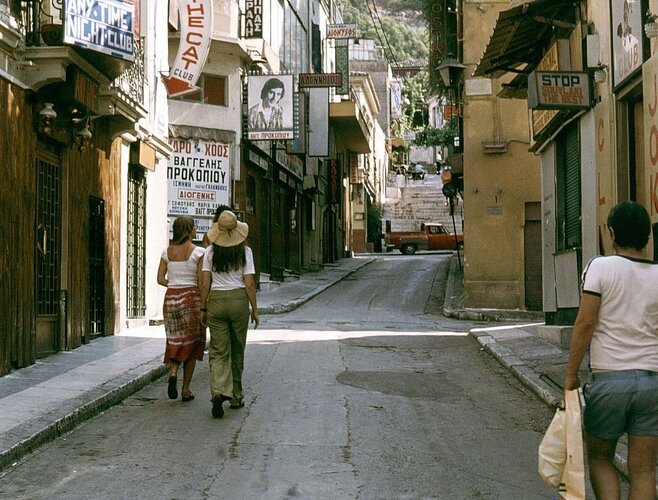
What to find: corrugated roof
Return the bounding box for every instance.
[473,0,578,78]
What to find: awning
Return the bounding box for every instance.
[168,124,236,143]
[473,0,578,78]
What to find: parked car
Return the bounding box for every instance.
[385,222,463,255]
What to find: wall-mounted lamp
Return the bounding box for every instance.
[594,64,608,83]
[645,11,658,38]
[437,54,466,88]
[453,135,461,148]
[39,102,57,134]
[74,121,92,151]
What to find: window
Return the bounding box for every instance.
[170,74,227,106]
[127,165,147,318]
[556,123,581,252]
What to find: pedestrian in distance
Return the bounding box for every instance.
[564,201,658,499]
[202,204,231,247]
[157,216,206,402]
[200,210,259,418]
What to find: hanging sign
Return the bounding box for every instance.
[527,71,592,110]
[64,0,134,61]
[327,24,357,39]
[298,73,343,88]
[245,0,263,38]
[165,0,213,97]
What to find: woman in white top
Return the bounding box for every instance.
[157,216,206,402]
[200,211,259,418]
[565,201,658,498]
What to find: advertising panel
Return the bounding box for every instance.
[247,74,294,140]
[245,0,263,38]
[527,72,592,110]
[167,138,231,238]
[327,24,357,39]
[64,0,134,61]
[390,78,402,119]
[165,0,213,97]
[611,0,647,89]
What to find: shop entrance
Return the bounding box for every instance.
[35,146,62,357]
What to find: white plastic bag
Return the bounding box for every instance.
[538,407,567,487]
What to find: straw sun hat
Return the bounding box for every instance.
[206,210,249,247]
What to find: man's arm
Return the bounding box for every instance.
[564,293,600,390]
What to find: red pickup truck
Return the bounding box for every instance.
[385,222,464,255]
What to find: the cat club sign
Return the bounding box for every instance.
[64,0,134,61]
[528,71,592,110]
[167,138,230,236]
[165,0,213,97]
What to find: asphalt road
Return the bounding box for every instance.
[1,254,563,499]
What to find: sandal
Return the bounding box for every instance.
[229,399,244,409]
[167,375,178,400]
[182,392,195,402]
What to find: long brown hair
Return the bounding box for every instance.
[211,243,247,272]
[172,216,195,244]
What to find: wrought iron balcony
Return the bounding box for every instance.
[109,35,145,107]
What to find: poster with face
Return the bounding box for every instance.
[611,0,645,88]
[247,74,294,140]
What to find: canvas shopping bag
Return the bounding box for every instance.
[538,406,566,487]
[558,388,585,500]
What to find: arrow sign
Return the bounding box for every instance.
[165,0,213,98]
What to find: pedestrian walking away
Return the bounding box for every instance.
[201,204,231,247]
[157,216,207,403]
[564,201,658,499]
[200,210,259,418]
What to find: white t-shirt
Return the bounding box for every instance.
[161,246,205,288]
[203,246,255,291]
[582,255,658,371]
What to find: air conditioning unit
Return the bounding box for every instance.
[481,141,508,154]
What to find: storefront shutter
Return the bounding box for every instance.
[563,125,581,249]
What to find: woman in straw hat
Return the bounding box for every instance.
[157,216,206,402]
[200,210,259,418]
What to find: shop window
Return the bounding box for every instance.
[170,74,227,106]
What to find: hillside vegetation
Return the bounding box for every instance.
[340,0,428,63]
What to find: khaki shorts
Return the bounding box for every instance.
[583,370,658,440]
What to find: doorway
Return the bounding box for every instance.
[35,146,62,357]
[89,196,105,338]
[524,202,543,311]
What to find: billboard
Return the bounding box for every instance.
[167,138,231,238]
[247,74,294,140]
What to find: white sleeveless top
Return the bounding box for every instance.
[161,246,205,288]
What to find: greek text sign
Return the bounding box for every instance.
[64,0,134,61]
[165,0,213,97]
[298,73,343,88]
[245,0,263,38]
[167,138,230,237]
[528,71,592,110]
[327,24,357,39]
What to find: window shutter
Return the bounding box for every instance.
[564,125,581,248]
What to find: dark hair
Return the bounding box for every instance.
[213,204,231,222]
[607,201,650,251]
[260,78,285,99]
[211,243,247,273]
[172,216,195,244]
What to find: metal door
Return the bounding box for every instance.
[35,149,61,357]
[89,196,105,337]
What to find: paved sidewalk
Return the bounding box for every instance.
[0,257,374,471]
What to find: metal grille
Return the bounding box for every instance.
[89,196,105,335]
[127,166,146,318]
[36,153,61,315]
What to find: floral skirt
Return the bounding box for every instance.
[163,287,206,363]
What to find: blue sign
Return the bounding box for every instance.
[64,0,134,61]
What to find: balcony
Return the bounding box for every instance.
[329,90,372,154]
[14,1,145,124]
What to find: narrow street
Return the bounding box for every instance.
[2,255,561,499]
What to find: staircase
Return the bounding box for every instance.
[382,173,463,233]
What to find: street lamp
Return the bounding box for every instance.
[437,53,465,88]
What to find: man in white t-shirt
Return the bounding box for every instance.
[564,201,658,498]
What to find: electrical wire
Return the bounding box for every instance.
[364,0,400,67]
